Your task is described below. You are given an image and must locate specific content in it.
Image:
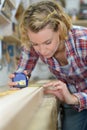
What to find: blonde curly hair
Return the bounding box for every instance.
[20,0,72,49]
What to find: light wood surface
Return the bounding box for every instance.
[0,87,43,130]
[0,80,58,130]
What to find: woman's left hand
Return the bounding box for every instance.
[43,80,79,105]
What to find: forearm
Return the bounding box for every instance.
[16,46,30,72]
[16,47,39,74]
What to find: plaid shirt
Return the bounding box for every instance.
[17,26,87,111]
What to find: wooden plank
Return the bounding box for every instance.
[0,80,51,97]
[0,80,59,130]
[0,87,43,130]
[27,95,58,130]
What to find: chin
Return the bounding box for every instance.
[44,55,52,58]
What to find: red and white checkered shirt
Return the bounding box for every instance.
[17,26,87,111]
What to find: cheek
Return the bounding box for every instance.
[32,46,40,53]
[33,46,38,50]
[51,42,58,50]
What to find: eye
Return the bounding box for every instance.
[45,41,51,45]
[32,44,38,46]
[30,42,38,46]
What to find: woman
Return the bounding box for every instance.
[9,1,87,130]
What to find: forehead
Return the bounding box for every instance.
[27,28,55,42]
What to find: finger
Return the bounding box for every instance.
[43,81,57,87]
[44,89,57,95]
[23,70,28,75]
[8,81,18,87]
[43,80,61,88]
[44,88,64,100]
[9,74,15,79]
[10,87,20,90]
[44,85,62,91]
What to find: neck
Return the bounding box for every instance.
[54,41,68,66]
[54,41,65,56]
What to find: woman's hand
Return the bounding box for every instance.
[8,73,17,88]
[43,80,79,105]
[8,70,28,89]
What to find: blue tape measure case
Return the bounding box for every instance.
[12,73,29,88]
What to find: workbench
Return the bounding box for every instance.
[0,80,59,130]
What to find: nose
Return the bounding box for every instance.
[38,45,46,55]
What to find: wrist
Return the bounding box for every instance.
[67,94,80,105]
[71,95,80,105]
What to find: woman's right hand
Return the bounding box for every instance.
[8,73,18,88]
[8,70,29,89]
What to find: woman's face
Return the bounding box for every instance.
[27,28,60,58]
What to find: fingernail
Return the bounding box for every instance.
[15,82,18,85]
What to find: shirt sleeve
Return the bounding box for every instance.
[73,90,87,112]
[16,46,39,78]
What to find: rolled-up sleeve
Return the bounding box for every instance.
[73,92,87,112]
[16,46,39,77]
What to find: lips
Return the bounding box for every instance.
[43,54,51,58]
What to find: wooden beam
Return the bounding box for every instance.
[0,80,58,130]
[0,87,43,130]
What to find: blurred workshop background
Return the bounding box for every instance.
[0,0,87,89]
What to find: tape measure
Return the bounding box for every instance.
[12,73,29,88]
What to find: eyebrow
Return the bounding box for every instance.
[30,39,52,45]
